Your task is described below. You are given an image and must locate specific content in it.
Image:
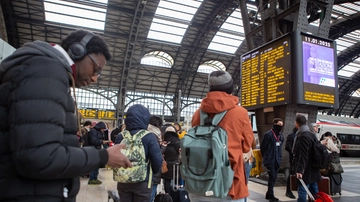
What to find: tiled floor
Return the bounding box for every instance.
[76,168,289,202]
[76,166,359,202]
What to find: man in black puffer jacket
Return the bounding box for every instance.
[0,30,132,201]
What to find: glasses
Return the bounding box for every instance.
[87,54,102,76]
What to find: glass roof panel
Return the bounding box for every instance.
[141,51,174,68]
[44,0,107,30]
[198,60,226,73]
[333,5,356,16]
[147,0,202,44]
[207,9,244,54]
[338,70,355,77]
[335,29,360,77]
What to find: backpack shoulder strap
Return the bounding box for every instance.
[200,110,209,125]
[212,110,228,126]
[200,110,228,126]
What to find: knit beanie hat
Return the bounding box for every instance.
[208,70,234,94]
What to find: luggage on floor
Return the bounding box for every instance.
[170,164,190,202]
[154,193,173,202]
[317,176,330,195]
[290,175,330,195]
[107,190,120,202]
[329,173,342,195]
[299,179,334,202]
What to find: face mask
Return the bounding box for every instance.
[273,125,282,132]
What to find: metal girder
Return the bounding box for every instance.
[0,0,19,48]
[178,0,237,98]
[337,41,360,70]
[116,0,147,123]
[328,12,360,40]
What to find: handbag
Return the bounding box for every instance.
[330,162,344,174]
[161,156,168,173]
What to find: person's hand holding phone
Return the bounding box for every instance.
[106,144,132,168]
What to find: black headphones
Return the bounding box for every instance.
[68,32,95,61]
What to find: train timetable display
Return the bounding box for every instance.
[241,35,291,109]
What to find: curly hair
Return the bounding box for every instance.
[61,30,111,61]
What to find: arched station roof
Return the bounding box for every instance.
[1,0,360,117]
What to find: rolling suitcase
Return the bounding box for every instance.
[299,179,334,202]
[329,173,342,195]
[290,175,330,195]
[317,176,330,195]
[170,163,190,202]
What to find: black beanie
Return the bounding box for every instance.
[208,70,234,94]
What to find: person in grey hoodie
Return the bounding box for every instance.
[0,29,132,201]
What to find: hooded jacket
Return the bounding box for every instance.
[0,41,108,201]
[89,122,107,149]
[115,104,162,182]
[191,91,254,200]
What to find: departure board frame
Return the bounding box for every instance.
[240,33,293,110]
[293,32,339,109]
[240,31,338,110]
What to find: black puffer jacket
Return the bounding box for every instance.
[161,131,180,180]
[0,41,108,201]
[89,122,107,149]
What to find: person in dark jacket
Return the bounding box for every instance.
[0,29,132,201]
[293,115,321,202]
[284,127,298,199]
[260,118,284,202]
[147,115,164,202]
[161,125,181,194]
[115,104,162,202]
[88,121,108,184]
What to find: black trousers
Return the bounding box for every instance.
[117,181,152,202]
[266,165,280,196]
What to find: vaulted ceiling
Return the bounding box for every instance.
[1,0,360,117]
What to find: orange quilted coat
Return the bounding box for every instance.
[191,91,254,200]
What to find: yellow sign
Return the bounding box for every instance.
[79,109,116,120]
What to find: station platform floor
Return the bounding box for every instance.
[76,162,360,202]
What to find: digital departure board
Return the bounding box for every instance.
[240,31,338,110]
[240,34,291,110]
[300,34,338,108]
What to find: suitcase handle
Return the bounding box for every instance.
[172,163,180,191]
[299,178,315,201]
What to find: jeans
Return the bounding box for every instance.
[244,161,252,202]
[189,194,245,202]
[266,165,279,197]
[150,184,158,202]
[297,182,318,202]
[244,161,252,184]
[89,167,99,181]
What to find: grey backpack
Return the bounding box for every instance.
[180,110,234,198]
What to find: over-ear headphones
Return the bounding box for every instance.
[68,32,95,61]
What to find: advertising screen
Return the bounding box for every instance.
[301,34,337,107]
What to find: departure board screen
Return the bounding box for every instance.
[240,35,291,110]
[301,34,337,107]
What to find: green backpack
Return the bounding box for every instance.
[180,110,234,198]
[113,129,152,185]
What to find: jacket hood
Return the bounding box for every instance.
[94,122,106,130]
[200,91,239,113]
[125,104,150,132]
[0,41,72,74]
